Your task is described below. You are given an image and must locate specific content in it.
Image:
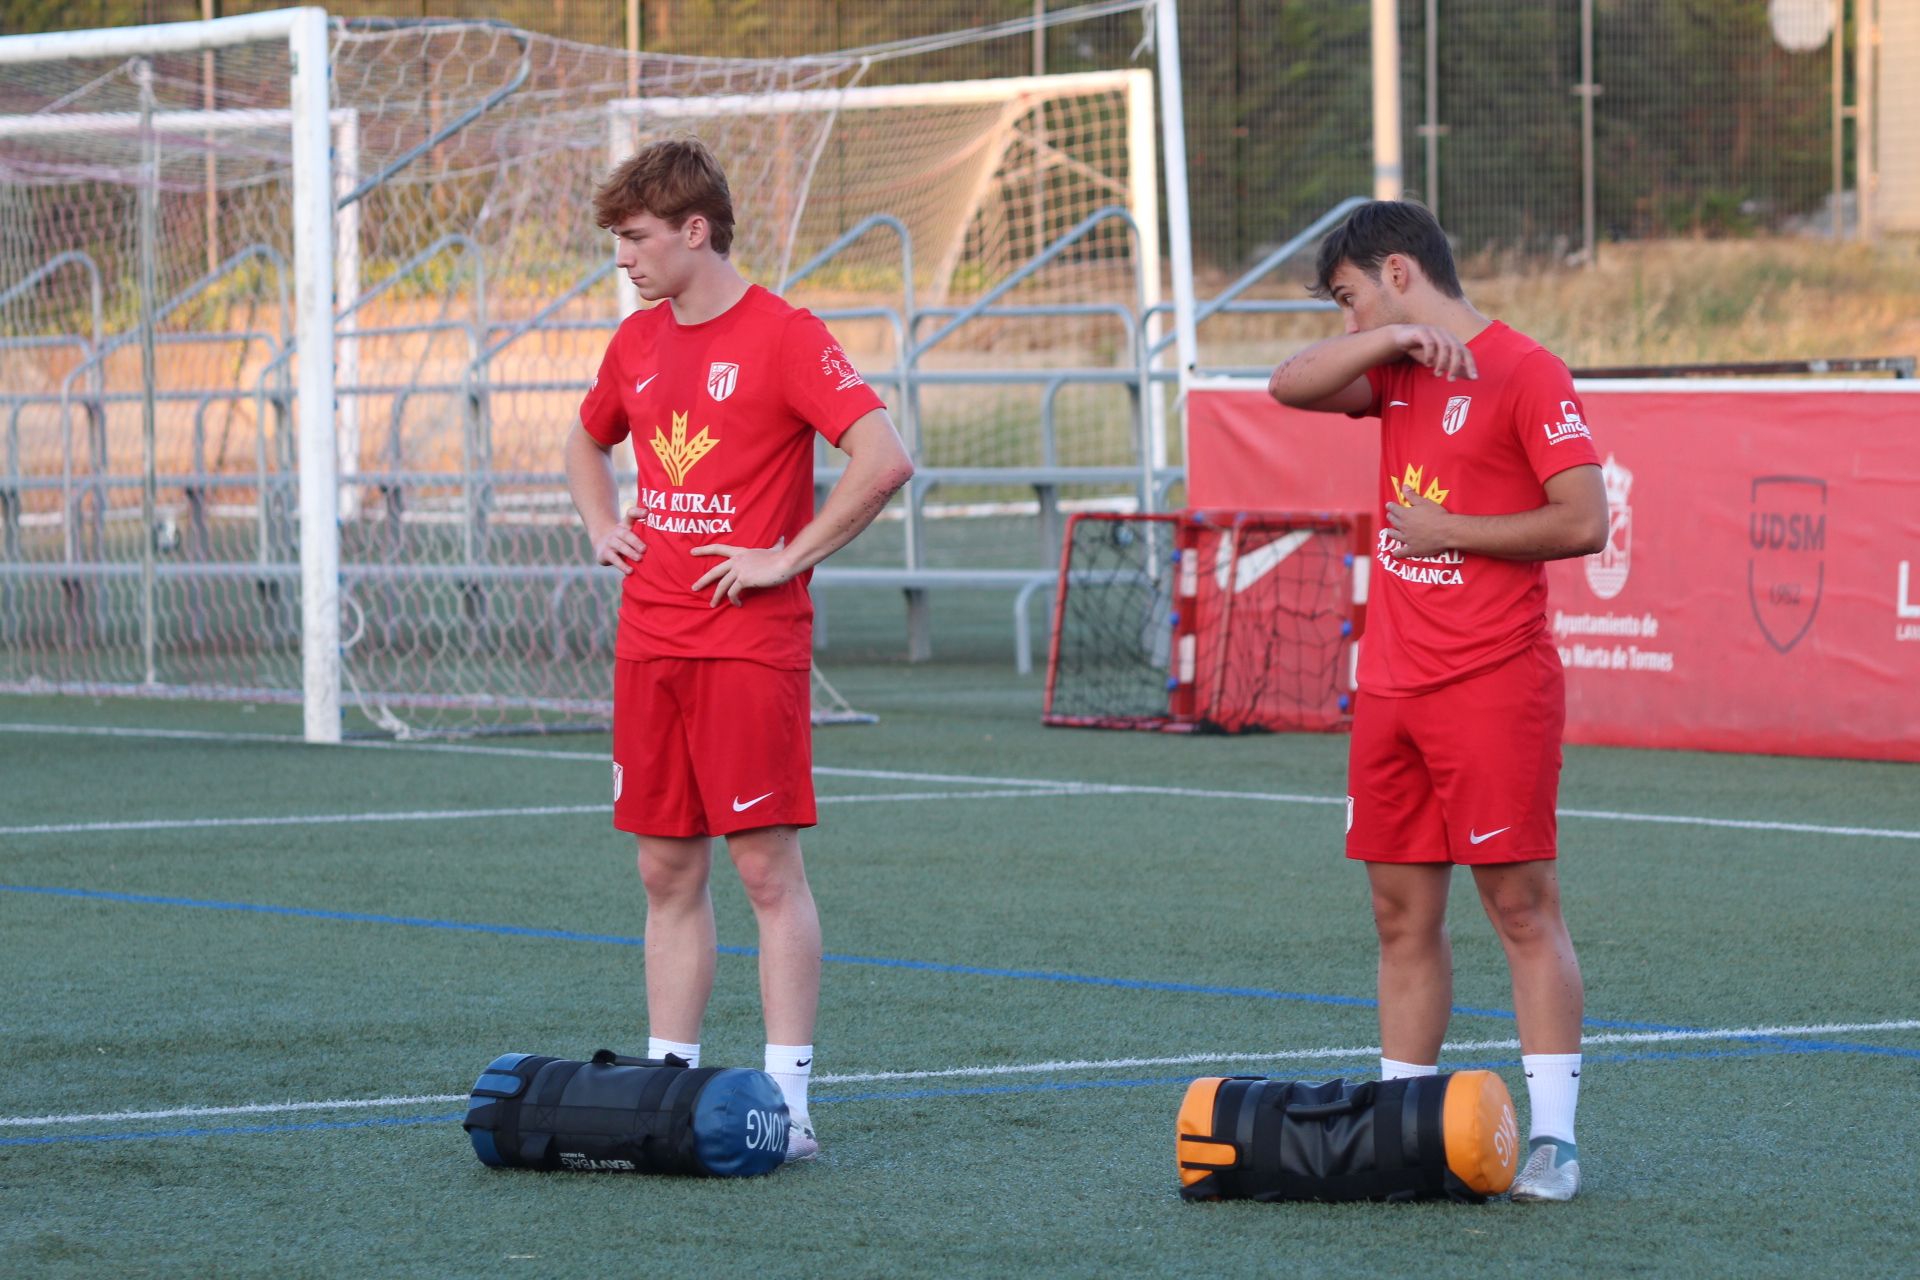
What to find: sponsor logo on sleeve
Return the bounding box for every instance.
[820,342,865,391]
[1585,454,1633,600]
[1747,475,1825,653]
[1543,400,1592,445]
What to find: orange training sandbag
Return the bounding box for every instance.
[1177,1070,1518,1203]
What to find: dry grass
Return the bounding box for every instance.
[1196,236,1920,371]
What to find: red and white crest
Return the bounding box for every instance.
[706,361,739,402]
[1442,395,1472,436]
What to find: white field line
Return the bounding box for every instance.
[3,722,1917,841]
[5,1019,1913,1131]
[0,791,1090,836]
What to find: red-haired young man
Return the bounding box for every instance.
[1269,200,1607,1202]
[566,139,913,1163]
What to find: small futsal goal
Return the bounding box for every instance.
[1043,511,1369,733]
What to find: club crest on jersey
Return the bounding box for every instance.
[707,361,739,402]
[1442,395,1472,435]
[651,411,718,486]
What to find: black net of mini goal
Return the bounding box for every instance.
[1043,511,1363,733]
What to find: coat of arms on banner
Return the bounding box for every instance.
[1585,454,1633,600]
[1748,474,1826,653]
[707,361,739,402]
[1442,395,1471,435]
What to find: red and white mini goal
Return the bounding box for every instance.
[1043,510,1370,733]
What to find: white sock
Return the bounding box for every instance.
[647,1036,700,1068]
[765,1042,814,1129]
[1380,1057,1438,1080]
[1522,1053,1581,1145]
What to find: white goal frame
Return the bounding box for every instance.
[0,6,343,743]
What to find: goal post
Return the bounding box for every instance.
[1044,510,1370,733]
[0,5,341,741]
[0,8,1188,741]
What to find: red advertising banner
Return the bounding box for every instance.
[1188,379,1920,762]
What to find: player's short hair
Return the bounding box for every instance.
[1311,199,1463,300]
[593,138,736,256]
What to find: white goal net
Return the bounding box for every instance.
[0,11,1160,738]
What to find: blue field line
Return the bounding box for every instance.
[0,881,1797,1037]
[0,882,1373,1012]
[0,1111,469,1147]
[8,1039,1916,1150]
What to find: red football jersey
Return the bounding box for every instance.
[578,284,885,668]
[1357,321,1601,695]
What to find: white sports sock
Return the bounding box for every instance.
[1380,1057,1439,1080]
[647,1036,701,1068]
[1522,1053,1582,1145]
[765,1042,814,1129]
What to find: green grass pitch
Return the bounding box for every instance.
[1,650,1916,1277]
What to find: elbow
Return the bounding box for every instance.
[885,454,916,496]
[1267,363,1300,406]
[1575,513,1609,557]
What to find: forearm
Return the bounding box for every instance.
[1268,329,1402,406]
[1429,504,1603,563]
[564,428,622,543]
[778,452,912,575]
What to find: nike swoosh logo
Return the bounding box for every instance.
[732,791,774,812]
[634,373,657,395]
[795,1058,812,1068]
[1469,826,1512,845]
[1389,399,1410,407]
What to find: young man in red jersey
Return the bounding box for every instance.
[1268,201,1607,1202]
[566,139,914,1163]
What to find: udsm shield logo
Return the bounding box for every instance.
[1748,475,1826,653]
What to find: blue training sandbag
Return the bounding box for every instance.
[464,1049,790,1176]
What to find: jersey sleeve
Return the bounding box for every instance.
[1344,363,1392,419]
[1510,349,1601,481]
[578,338,629,447]
[780,310,887,447]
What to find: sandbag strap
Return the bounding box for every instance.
[517,1058,588,1165]
[484,1054,557,1172]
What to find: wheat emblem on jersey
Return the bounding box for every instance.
[1398,463,1450,506]
[651,411,718,486]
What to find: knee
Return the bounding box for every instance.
[637,848,709,906]
[730,837,806,911]
[1481,890,1558,946]
[1370,894,1447,951]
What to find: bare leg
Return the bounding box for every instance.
[725,824,820,1045]
[636,834,716,1043]
[1471,860,1584,1053]
[1366,861,1456,1064]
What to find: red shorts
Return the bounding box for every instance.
[1345,637,1565,865]
[611,657,816,838]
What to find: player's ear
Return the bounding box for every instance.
[683,214,709,250]
[1383,253,1411,294]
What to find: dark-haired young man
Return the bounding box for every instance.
[565,138,914,1162]
[1268,200,1606,1202]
